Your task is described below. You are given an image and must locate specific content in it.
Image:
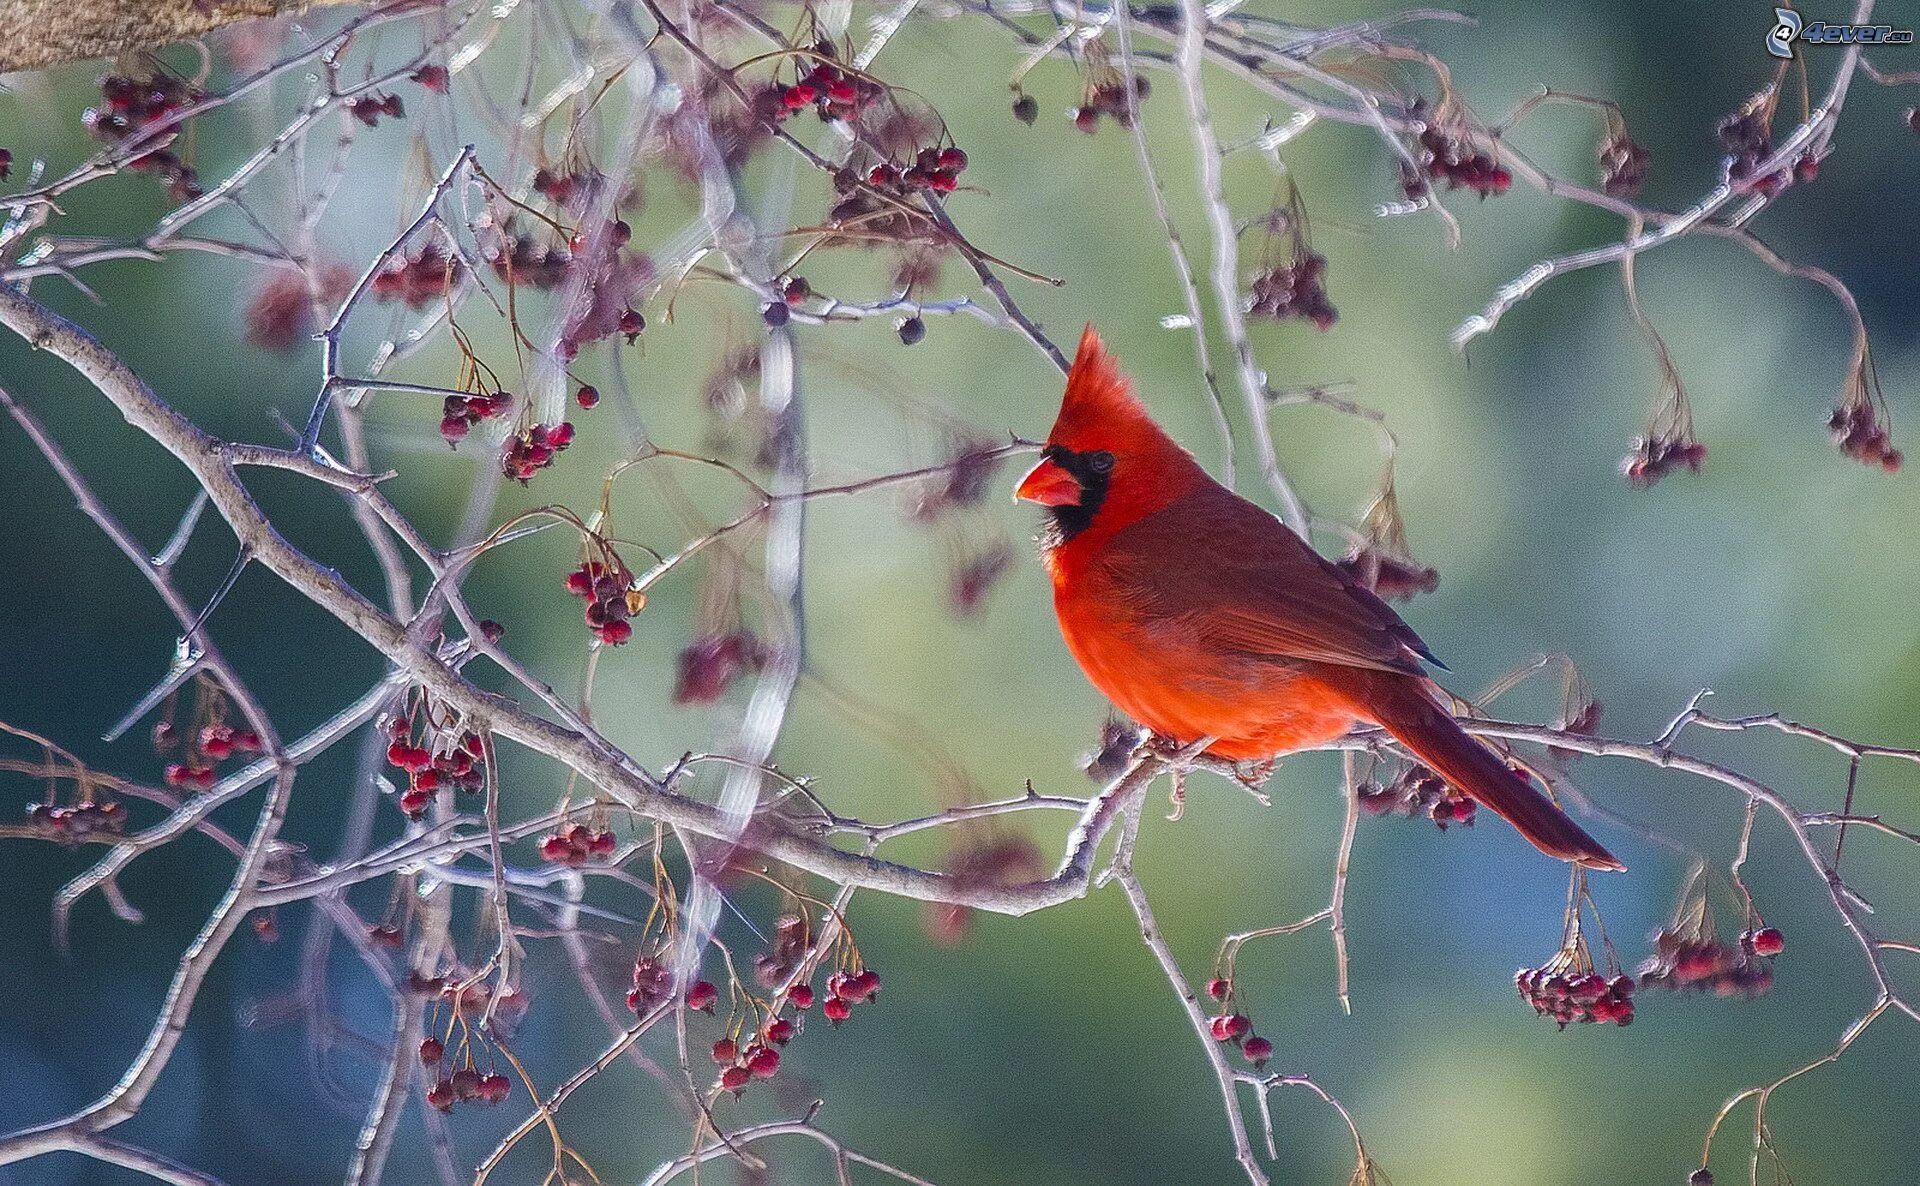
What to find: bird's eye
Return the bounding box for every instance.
[1088,451,1115,474]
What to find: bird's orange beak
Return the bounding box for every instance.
[1014,456,1080,507]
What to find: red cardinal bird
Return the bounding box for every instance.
[1016,327,1622,871]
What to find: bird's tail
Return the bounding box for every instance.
[1354,673,1625,872]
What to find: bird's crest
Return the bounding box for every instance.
[1045,326,1162,454]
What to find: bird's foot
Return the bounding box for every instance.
[1165,768,1187,822]
[1234,758,1276,787]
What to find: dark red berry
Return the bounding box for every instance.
[575,384,600,410]
[1205,977,1230,1001]
[419,1037,445,1064]
[746,1045,780,1078]
[1242,1035,1273,1067]
[711,1038,737,1064]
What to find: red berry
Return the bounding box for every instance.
[711,1038,737,1064]
[386,742,411,768]
[1746,927,1785,957]
[598,619,633,645]
[686,979,718,1012]
[1242,1035,1273,1067]
[746,1046,780,1078]
[936,147,967,172]
[575,384,599,409]
[720,1064,751,1092]
[449,1067,480,1100]
[823,995,852,1023]
[765,1017,794,1045]
[477,1072,511,1103]
[1205,977,1230,1001]
[425,1079,455,1111]
[788,984,814,1009]
[419,1037,445,1064]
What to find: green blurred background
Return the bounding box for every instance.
[3,2,1919,1183]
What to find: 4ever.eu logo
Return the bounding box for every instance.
[1768,7,1914,58]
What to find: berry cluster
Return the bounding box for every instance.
[1828,400,1902,471]
[419,1037,512,1111]
[500,421,575,483]
[1400,110,1511,200]
[626,954,676,1015]
[383,714,485,818]
[346,92,404,127]
[1334,544,1439,602]
[1515,966,1637,1027]
[1621,433,1707,487]
[438,389,512,446]
[1635,926,1780,997]
[1599,131,1651,198]
[867,145,971,196]
[487,231,574,290]
[674,630,766,702]
[1069,76,1150,133]
[23,799,125,843]
[760,58,882,124]
[1717,104,1786,196]
[82,73,204,201]
[564,559,640,645]
[532,167,599,207]
[1204,980,1273,1068]
[370,244,460,308]
[1356,764,1477,829]
[552,227,651,359]
[156,717,262,791]
[1247,252,1336,330]
[537,823,617,865]
[822,967,882,1025]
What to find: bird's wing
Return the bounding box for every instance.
[1099,485,1438,674]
